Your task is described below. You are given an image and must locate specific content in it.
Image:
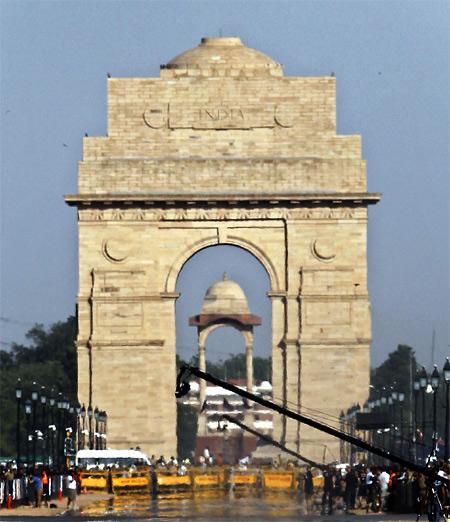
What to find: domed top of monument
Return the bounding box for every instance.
[162,37,283,78]
[201,273,250,314]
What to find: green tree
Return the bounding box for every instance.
[369,344,419,451]
[371,344,417,399]
[177,353,271,381]
[0,316,77,456]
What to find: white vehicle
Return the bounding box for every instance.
[75,449,150,469]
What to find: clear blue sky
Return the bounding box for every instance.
[1,0,449,369]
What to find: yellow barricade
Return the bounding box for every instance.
[81,475,107,489]
[231,474,257,486]
[112,475,149,488]
[262,471,295,490]
[193,474,220,488]
[157,475,191,487]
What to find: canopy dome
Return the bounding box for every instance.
[201,273,250,315]
[162,37,282,77]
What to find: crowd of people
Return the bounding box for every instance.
[1,456,449,517]
[301,461,450,517]
[149,447,216,474]
[0,463,81,510]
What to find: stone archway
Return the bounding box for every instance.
[166,237,281,295]
[66,36,379,462]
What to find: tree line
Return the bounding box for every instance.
[1,316,439,458]
[0,317,78,456]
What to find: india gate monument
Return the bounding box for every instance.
[65,37,379,462]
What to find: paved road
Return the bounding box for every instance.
[0,512,416,522]
[0,491,422,521]
[78,491,419,521]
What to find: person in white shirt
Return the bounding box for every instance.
[66,471,77,510]
[365,468,375,509]
[379,469,390,509]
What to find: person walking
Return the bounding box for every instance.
[365,467,375,512]
[66,470,78,510]
[304,466,315,514]
[29,471,43,508]
[41,467,49,507]
[379,468,390,510]
[345,466,358,511]
[357,466,368,509]
[321,467,335,515]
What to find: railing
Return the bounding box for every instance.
[0,475,66,508]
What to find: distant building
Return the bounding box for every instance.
[187,273,269,463]
[181,379,273,464]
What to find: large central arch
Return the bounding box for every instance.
[67,36,379,462]
[166,236,281,294]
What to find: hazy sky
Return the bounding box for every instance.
[1,0,449,369]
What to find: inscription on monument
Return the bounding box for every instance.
[143,103,296,130]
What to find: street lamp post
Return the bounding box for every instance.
[67,403,74,467]
[75,402,81,451]
[413,373,420,461]
[49,391,56,466]
[419,367,428,448]
[40,387,47,465]
[62,397,70,463]
[99,411,106,450]
[430,365,440,442]
[87,405,94,450]
[31,383,39,466]
[15,378,22,465]
[25,399,32,467]
[362,401,369,445]
[444,358,450,462]
[373,395,381,465]
[398,392,405,457]
[388,395,394,453]
[94,407,99,450]
[80,404,86,450]
[69,404,74,434]
[103,411,108,449]
[57,394,64,468]
[63,398,69,433]
[368,400,375,464]
[380,390,388,464]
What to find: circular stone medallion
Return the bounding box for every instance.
[143,104,168,129]
[102,238,130,263]
[311,239,336,262]
[274,104,296,128]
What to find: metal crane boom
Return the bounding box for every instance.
[175,364,427,474]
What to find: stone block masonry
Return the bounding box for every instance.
[66,36,379,462]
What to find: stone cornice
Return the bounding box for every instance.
[75,205,370,222]
[298,339,372,346]
[79,294,175,302]
[299,294,369,300]
[65,192,380,207]
[266,291,287,299]
[77,339,165,348]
